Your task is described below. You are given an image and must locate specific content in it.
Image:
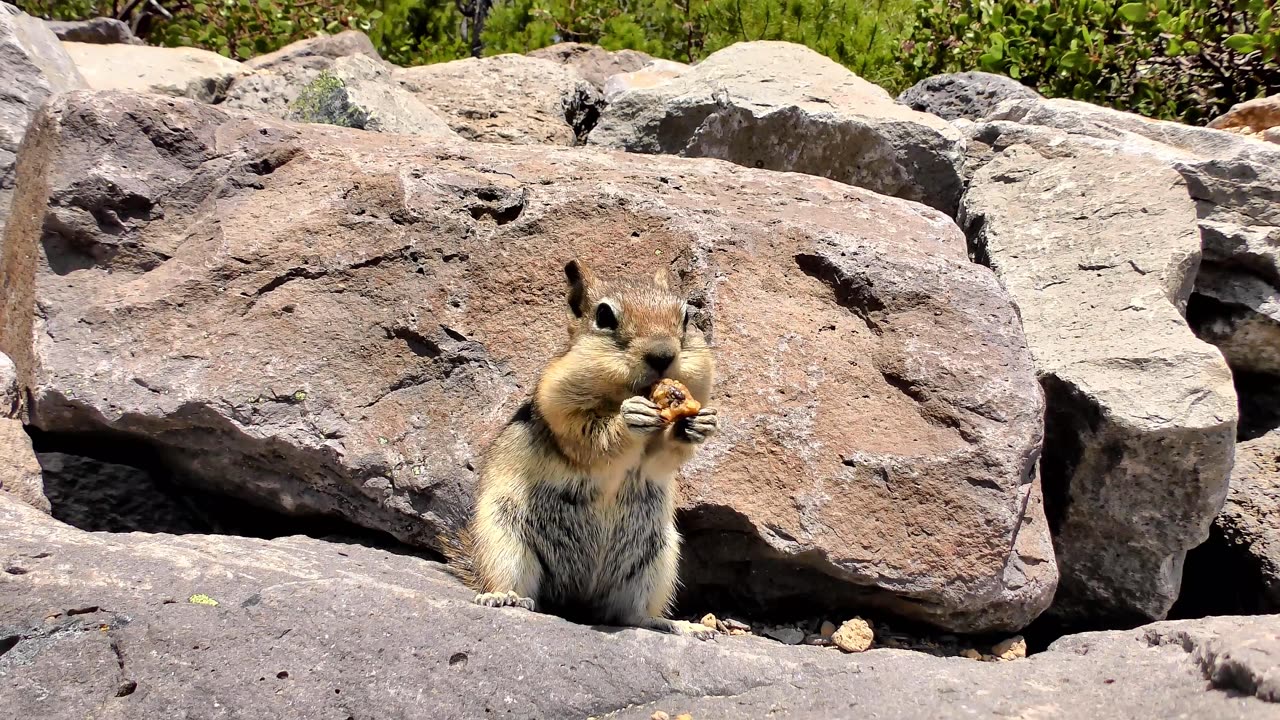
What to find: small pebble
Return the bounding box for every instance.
[819,620,836,639]
[960,648,982,660]
[832,618,874,653]
[992,635,1027,660]
[803,633,831,646]
[675,715,693,720]
[763,626,805,645]
[651,713,670,720]
[700,613,717,629]
[722,617,750,632]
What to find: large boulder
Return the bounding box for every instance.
[897,71,1041,122]
[0,2,85,243]
[44,16,139,45]
[960,119,1237,624]
[526,42,655,90]
[260,54,458,138]
[394,54,602,145]
[61,41,249,103]
[1214,430,1280,610]
[989,97,1280,437]
[588,41,965,214]
[0,495,1276,717]
[245,30,380,71]
[1,90,1053,632]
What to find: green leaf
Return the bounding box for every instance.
[1116,1,1146,21]
[1224,34,1257,53]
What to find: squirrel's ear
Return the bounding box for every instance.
[564,260,591,318]
[653,266,672,290]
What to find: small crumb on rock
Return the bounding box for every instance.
[832,618,874,653]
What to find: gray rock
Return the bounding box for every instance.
[897,71,1041,122]
[1215,431,1280,610]
[0,496,1275,718]
[526,41,654,90]
[0,419,45,513]
[285,55,459,137]
[245,29,379,71]
[588,41,965,214]
[394,53,602,145]
[1,90,1052,632]
[44,16,138,44]
[61,41,249,103]
[988,98,1280,287]
[0,2,85,241]
[960,121,1237,624]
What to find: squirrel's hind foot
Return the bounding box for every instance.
[474,591,535,611]
[638,616,718,641]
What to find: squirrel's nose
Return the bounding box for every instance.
[643,350,675,374]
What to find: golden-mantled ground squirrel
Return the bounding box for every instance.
[445,260,719,639]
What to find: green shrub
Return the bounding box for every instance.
[905,0,1280,123]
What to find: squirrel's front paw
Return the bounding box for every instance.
[621,396,664,435]
[676,407,719,444]
[474,590,535,611]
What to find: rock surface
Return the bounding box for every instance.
[394,53,601,145]
[527,41,654,90]
[2,89,1052,631]
[897,71,1041,122]
[960,118,1237,624]
[61,40,249,103]
[589,41,964,213]
[245,30,379,71]
[44,16,138,44]
[0,2,86,243]
[285,54,458,137]
[1214,430,1280,611]
[603,58,688,102]
[0,496,1276,718]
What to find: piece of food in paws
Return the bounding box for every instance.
[650,378,701,423]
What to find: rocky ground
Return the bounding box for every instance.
[2,3,1279,717]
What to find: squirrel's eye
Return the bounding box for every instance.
[594,302,618,331]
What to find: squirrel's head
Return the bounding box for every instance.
[543,259,713,406]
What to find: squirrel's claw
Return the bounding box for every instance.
[474,590,535,611]
[621,396,664,434]
[677,407,719,444]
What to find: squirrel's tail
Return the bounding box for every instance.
[437,526,481,592]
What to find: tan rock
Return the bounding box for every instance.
[394,54,601,145]
[246,30,380,71]
[992,635,1027,660]
[699,613,717,629]
[650,712,670,720]
[960,648,982,660]
[1208,94,1280,138]
[602,59,688,102]
[62,41,248,102]
[820,620,836,639]
[526,42,653,90]
[832,618,874,653]
[589,41,964,213]
[0,418,48,513]
[3,90,1053,632]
